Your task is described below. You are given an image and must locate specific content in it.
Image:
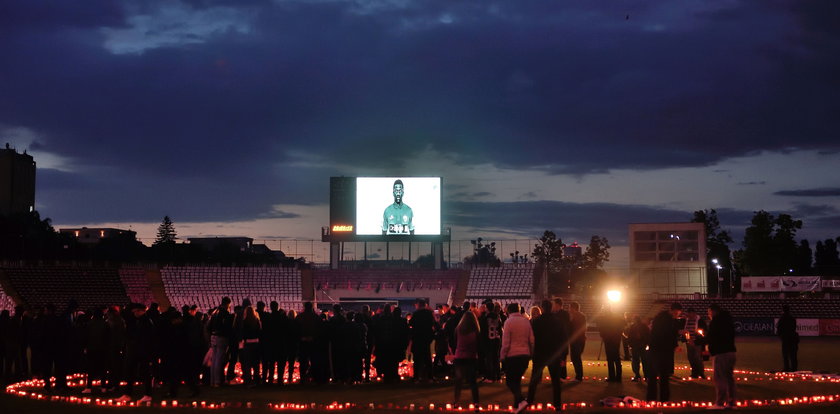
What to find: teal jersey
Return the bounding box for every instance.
[382,203,414,234]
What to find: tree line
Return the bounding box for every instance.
[0,212,301,266]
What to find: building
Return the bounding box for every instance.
[188,237,254,252]
[563,242,583,259]
[60,227,137,244]
[0,144,36,216]
[628,222,707,295]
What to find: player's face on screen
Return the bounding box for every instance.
[393,183,404,203]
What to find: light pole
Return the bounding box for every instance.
[712,258,722,297]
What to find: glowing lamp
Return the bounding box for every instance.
[606,290,622,303]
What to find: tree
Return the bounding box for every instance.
[153,215,177,246]
[692,209,733,295]
[735,211,802,276]
[793,239,813,276]
[532,230,565,274]
[532,230,567,295]
[583,235,610,270]
[814,238,840,276]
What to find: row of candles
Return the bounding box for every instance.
[5,366,840,411]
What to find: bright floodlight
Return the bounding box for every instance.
[606,290,622,303]
[712,258,719,265]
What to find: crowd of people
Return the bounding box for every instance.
[0,296,775,412]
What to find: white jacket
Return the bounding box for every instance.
[500,312,534,359]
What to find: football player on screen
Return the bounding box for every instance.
[382,179,415,235]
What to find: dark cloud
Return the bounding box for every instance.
[452,191,494,199]
[448,200,702,244]
[737,181,766,186]
[2,0,839,224]
[788,203,838,217]
[775,188,840,197]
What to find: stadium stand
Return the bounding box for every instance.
[680,298,840,319]
[118,266,155,306]
[465,264,534,303]
[1,266,128,312]
[312,269,462,293]
[161,266,303,311]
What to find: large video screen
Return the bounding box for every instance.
[356,177,441,236]
[328,176,444,242]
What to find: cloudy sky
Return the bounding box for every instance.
[2,0,839,265]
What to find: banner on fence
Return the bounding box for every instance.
[741,276,821,292]
[781,276,821,292]
[820,319,840,336]
[734,318,776,336]
[796,319,821,337]
[741,277,782,292]
[822,279,840,289]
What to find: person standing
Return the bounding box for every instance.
[621,312,633,361]
[777,305,798,372]
[526,300,566,409]
[208,297,234,387]
[597,305,623,382]
[452,311,481,408]
[239,306,262,387]
[707,304,737,410]
[82,308,109,394]
[568,302,587,381]
[479,301,503,382]
[410,298,436,383]
[646,304,679,403]
[627,315,650,382]
[116,303,155,404]
[551,298,571,379]
[499,303,533,414]
[296,302,322,383]
[681,308,707,379]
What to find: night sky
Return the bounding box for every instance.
[2,1,839,264]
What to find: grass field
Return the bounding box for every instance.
[3,336,840,413]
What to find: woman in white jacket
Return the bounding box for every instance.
[500,303,534,413]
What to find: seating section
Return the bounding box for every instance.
[118,267,155,306]
[466,265,534,302]
[0,284,16,312]
[2,267,128,312]
[680,298,840,319]
[313,269,461,292]
[162,266,302,311]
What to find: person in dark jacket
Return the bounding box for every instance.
[597,305,623,382]
[296,302,322,383]
[239,305,262,387]
[261,301,284,386]
[526,300,566,409]
[82,307,109,394]
[776,305,798,372]
[208,297,234,387]
[328,304,349,382]
[479,302,503,382]
[410,299,435,383]
[105,307,126,391]
[646,305,680,402]
[626,315,650,382]
[116,303,155,404]
[182,305,204,396]
[283,309,300,384]
[707,304,736,409]
[567,302,587,381]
